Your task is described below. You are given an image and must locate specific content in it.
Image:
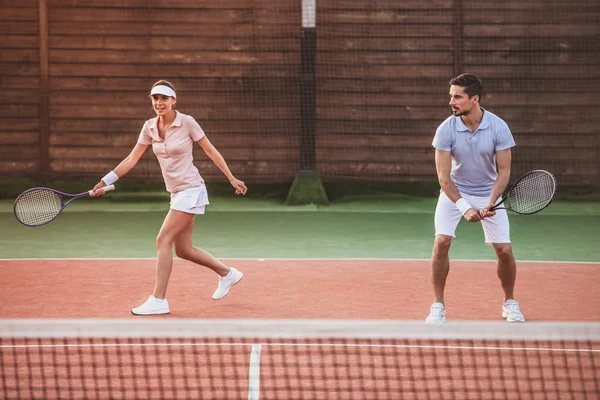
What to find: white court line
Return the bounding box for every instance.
[1,342,597,353]
[248,344,262,400]
[0,257,598,264]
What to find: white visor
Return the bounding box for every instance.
[150,85,176,98]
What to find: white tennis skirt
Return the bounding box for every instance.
[170,185,210,215]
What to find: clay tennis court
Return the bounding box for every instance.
[1,258,599,399]
[1,258,599,320]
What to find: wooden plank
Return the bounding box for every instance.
[467,1,599,10]
[49,50,297,65]
[0,161,39,175]
[480,77,600,93]
[464,52,600,66]
[317,123,600,139]
[48,64,298,78]
[318,0,453,9]
[465,24,599,37]
[48,21,299,36]
[319,51,451,65]
[318,120,440,135]
[318,10,452,24]
[0,76,40,90]
[317,147,433,163]
[464,37,600,53]
[461,65,600,78]
[0,49,39,63]
[319,25,453,38]
[49,0,299,10]
[0,89,40,104]
[317,65,453,79]
[317,36,452,51]
[3,104,39,117]
[317,134,433,148]
[49,77,300,92]
[0,145,39,159]
[514,134,598,148]
[317,162,437,179]
[49,146,298,161]
[49,132,299,148]
[0,63,40,76]
[48,91,299,108]
[513,148,599,163]
[49,35,299,51]
[0,35,39,49]
[481,92,600,107]
[495,106,600,124]
[0,7,39,21]
[48,159,299,176]
[50,118,302,134]
[49,104,300,119]
[318,78,448,93]
[464,8,600,23]
[47,8,298,24]
[317,106,450,120]
[150,36,299,52]
[2,0,39,6]
[1,118,40,130]
[0,132,39,145]
[318,92,447,107]
[0,22,38,35]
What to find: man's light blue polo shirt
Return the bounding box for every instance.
[432,108,516,197]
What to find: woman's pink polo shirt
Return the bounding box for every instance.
[137,111,205,193]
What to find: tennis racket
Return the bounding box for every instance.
[489,170,556,215]
[14,185,115,227]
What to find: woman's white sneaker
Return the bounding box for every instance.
[131,295,170,315]
[212,268,243,300]
[425,302,446,324]
[502,299,525,322]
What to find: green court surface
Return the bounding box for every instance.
[1,194,599,262]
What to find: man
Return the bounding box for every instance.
[426,73,525,324]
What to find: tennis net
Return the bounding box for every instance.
[1,319,598,399]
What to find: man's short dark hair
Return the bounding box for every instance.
[449,73,483,100]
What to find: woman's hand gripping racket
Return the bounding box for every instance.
[14,185,115,227]
[488,170,557,215]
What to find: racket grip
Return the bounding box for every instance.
[88,185,115,196]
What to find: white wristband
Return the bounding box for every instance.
[455,198,472,215]
[102,171,119,186]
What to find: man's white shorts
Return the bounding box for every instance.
[170,185,209,215]
[434,191,510,245]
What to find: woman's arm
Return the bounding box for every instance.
[198,136,247,195]
[91,143,148,196]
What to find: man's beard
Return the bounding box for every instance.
[452,107,468,117]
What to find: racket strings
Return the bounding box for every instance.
[507,172,556,214]
[14,189,63,226]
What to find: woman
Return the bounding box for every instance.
[91,80,247,315]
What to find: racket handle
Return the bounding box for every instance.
[88,185,115,196]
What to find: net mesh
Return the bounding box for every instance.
[13,189,63,226]
[1,319,598,400]
[2,1,599,185]
[507,171,557,214]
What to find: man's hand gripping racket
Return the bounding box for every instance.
[482,170,557,218]
[14,185,115,227]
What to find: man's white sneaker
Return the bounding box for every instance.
[212,268,243,300]
[502,299,525,322]
[131,295,170,316]
[425,302,446,324]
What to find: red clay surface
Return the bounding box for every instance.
[1,259,599,321]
